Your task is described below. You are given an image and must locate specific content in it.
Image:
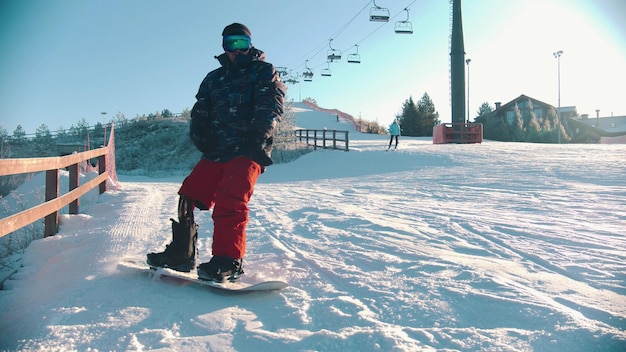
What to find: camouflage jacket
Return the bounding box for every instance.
[189,48,286,166]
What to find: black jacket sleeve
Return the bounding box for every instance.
[189,73,217,154]
[247,63,286,165]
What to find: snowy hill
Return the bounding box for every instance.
[0,106,625,351]
[290,101,357,131]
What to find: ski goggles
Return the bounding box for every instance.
[223,35,251,52]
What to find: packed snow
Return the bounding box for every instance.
[0,103,625,351]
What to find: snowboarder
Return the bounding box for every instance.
[147,23,286,282]
[388,119,401,150]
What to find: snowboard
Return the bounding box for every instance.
[118,258,288,293]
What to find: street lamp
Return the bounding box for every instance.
[101,112,108,145]
[553,50,563,144]
[466,58,471,124]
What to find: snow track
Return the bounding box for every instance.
[105,182,179,257]
[1,113,625,350]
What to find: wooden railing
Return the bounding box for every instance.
[0,127,117,238]
[295,129,349,151]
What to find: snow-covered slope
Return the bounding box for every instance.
[0,106,625,351]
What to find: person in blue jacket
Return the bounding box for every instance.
[388,120,401,150]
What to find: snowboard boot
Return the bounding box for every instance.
[197,256,244,283]
[146,218,198,272]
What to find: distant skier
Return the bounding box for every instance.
[146,23,286,282]
[388,119,401,150]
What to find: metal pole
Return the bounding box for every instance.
[450,0,465,129]
[553,50,563,144]
[101,112,107,146]
[466,58,471,123]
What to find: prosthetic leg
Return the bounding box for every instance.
[146,196,198,272]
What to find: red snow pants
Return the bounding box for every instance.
[178,157,262,259]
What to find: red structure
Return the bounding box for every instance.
[433,123,483,144]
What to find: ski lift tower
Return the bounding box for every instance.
[450,0,465,130]
[433,0,483,144]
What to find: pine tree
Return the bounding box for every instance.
[0,126,10,158]
[34,124,55,156]
[511,103,524,142]
[161,109,173,119]
[398,97,420,136]
[474,102,515,141]
[114,112,129,127]
[92,122,105,146]
[525,111,542,142]
[11,125,27,149]
[397,93,440,137]
[416,93,440,136]
[475,102,493,121]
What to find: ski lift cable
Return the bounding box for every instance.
[289,0,417,76]
[282,1,371,69]
[305,0,418,75]
[329,1,372,40]
[337,0,416,54]
[284,1,374,71]
[283,40,328,70]
[300,1,371,67]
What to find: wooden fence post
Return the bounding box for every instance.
[0,124,116,239]
[98,155,106,194]
[44,169,60,237]
[294,129,350,151]
[69,163,79,214]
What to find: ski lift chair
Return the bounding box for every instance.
[284,71,299,84]
[321,62,332,77]
[303,70,313,82]
[394,21,413,34]
[347,45,361,63]
[394,8,413,34]
[347,53,361,63]
[275,66,288,77]
[303,61,314,82]
[285,76,299,84]
[327,50,342,62]
[326,39,342,62]
[370,0,389,22]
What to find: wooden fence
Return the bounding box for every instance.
[295,129,349,151]
[0,126,117,238]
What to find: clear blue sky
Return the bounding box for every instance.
[1,0,625,135]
